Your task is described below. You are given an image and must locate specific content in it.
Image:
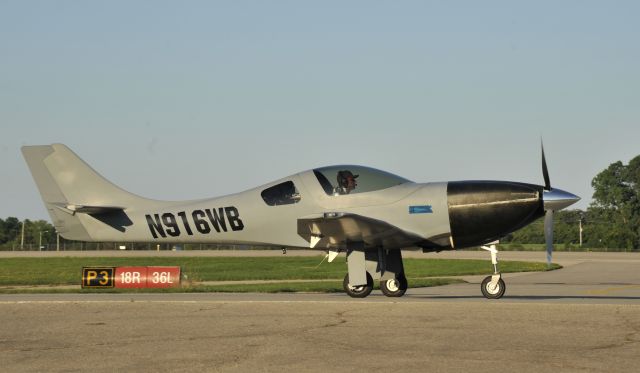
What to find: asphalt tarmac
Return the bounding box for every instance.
[1,251,639,372]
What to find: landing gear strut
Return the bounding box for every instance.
[480,244,506,299]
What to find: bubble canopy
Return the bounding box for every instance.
[312,165,412,195]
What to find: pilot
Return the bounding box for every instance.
[334,170,359,195]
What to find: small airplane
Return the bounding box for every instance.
[22,143,579,299]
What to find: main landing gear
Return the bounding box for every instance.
[480,244,506,299]
[343,272,373,298]
[380,274,408,297]
[342,272,408,298]
[341,246,407,298]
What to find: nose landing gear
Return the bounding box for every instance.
[480,244,506,299]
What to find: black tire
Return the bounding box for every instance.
[480,275,506,299]
[343,272,374,298]
[380,274,408,297]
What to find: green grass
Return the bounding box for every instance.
[0,256,559,293]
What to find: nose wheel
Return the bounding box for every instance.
[480,244,506,299]
[481,274,506,299]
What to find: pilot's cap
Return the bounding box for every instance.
[339,170,358,178]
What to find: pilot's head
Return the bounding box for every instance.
[337,170,358,194]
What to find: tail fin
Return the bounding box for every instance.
[22,144,144,240]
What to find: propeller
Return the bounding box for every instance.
[541,142,551,192]
[544,209,554,265]
[542,142,554,266]
[540,141,580,265]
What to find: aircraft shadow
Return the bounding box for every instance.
[90,210,133,232]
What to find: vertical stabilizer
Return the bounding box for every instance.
[22,144,144,240]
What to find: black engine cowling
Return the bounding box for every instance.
[447,181,544,248]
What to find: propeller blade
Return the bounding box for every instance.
[544,209,554,265]
[541,141,551,191]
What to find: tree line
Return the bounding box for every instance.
[2,155,639,251]
[0,218,261,251]
[0,217,56,249]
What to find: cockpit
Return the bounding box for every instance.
[313,165,412,196]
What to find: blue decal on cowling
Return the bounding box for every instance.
[409,205,433,214]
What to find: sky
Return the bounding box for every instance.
[1,1,639,221]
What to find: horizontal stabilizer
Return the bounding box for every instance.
[53,204,126,215]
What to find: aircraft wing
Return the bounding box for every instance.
[297,212,422,250]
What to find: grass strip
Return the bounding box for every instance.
[0,256,559,287]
